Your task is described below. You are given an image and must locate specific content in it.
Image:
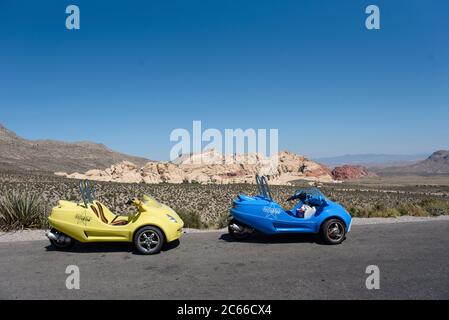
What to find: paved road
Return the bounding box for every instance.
[1,221,448,299]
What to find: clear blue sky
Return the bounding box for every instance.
[0,0,448,160]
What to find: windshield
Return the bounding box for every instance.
[142,195,162,208]
[294,188,326,206]
[295,188,325,199]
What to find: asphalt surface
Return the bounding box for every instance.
[1,221,448,299]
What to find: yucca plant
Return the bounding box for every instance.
[0,190,48,231]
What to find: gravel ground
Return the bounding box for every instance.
[1,215,449,242]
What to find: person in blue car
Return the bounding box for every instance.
[294,192,321,219]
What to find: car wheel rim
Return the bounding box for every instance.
[138,231,160,252]
[327,222,344,241]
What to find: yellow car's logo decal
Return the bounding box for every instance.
[75,212,91,225]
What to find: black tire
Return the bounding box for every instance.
[228,219,252,240]
[49,228,75,249]
[134,226,165,255]
[320,219,346,245]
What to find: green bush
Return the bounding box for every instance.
[214,211,230,229]
[420,199,449,216]
[0,190,48,231]
[398,203,428,217]
[174,208,207,229]
[346,199,449,218]
[347,206,370,218]
[375,208,401,218]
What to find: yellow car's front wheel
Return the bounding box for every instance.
[134,226,165,255]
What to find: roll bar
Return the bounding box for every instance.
[79,179,96,207]
[255,175,272,201]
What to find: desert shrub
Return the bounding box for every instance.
[348,204,401,218]
[0,190,48,230]
[374,207,401,218]
[419,199,449,216]
[347,206,371,218]
[174,208,207,229]
[373,203,387,212]
[214,211,230,229]
[397,203,428,217]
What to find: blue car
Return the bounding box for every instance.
[228,175,352,244]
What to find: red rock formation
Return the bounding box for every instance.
[331,165,376,181]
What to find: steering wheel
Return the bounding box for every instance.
[126,198,140,205]
[286,191,307,202]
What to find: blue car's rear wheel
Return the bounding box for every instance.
[320,219,346,245]
[228,219,253,240]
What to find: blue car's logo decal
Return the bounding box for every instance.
[263,204,282,219]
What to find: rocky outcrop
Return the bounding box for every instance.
[331,165,377,180]
[58,150,335,185]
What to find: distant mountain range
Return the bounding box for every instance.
[0,124,149,173]
[1,124,448,179]
[375,150,449,176]
[315,153,429,168]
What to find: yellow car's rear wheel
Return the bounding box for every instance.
[134,226,165,255]
[49,228,75,249]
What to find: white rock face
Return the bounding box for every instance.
[58,150,334,185]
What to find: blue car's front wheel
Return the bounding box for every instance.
[320,219,346,245]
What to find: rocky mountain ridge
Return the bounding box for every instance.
[57,150,335,185]
[0,124,149,172]
[376,150,449,176]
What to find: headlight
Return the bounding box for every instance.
[166,214,177,223]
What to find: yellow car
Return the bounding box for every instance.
[46,180,184,255]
